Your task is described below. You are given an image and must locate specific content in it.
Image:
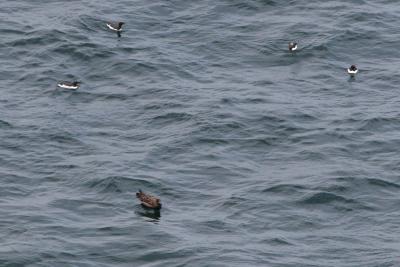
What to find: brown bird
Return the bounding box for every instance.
[136,190,162,209]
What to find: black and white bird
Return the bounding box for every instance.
[289,42,298,51]
[106,22,124,37]
[57,81,80,90]
[347,65,358,75]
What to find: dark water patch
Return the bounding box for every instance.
[48,90,132,103]
[0,185,30,199]
[287,112,319,123]
[147,140,194,162]
[236,136,279,147]
[329,117,362,127]
[136,208,161,221]
[0,28,26,43]
[242,97,268,104]
[358,116,400,132]
[314,184,349,194]
[225,1,260,12]
[291,130,355,146]
[196,137,230,146]
[251,79,274,86]
[331,28,379,45]
[215,195,248,210]
[85,176,160,194]
[7,30,63,48]
[265,237,293,246]
[300,192,356,205]
[119,45,156,54]
[195,120,246,135]
[345,10,387,23]
[148,112,193,128]
[44,132,86,147]
[78,91,131,102]
[263,184,307,194]
[0,131,37,153]
[367,178,400,189]
[50,198,116,217]
[335,176,400,191]
[0,119,13,128]
[295,150,328,161]
[95,225,135,235]
[85,47,117,60]
[143,102,187,111]
[76,15,104,33]
[105,61,159,76]
[357,139,400,156]
[0,258,40,267]
[136,248,195,263]
[0,171,35,186]
[91,177,122,193]
[219,97,239,105]
[52,43,93,61]
[248,115,286,126]
[187,165,245,183]
[198,219,233,233]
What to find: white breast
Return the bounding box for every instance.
[58,83,79,90]
[107,24,120,31]
[347,69,358,74]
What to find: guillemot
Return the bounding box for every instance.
[57,81,80,90]
[347,65,358,75]
[106,22,124,37]
[289,42,298,51]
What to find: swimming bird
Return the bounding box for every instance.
[106,22,124,37]
[289,42,298,51]
[136,190,162,209]
[347,65,358,75]
[57,81,80,90]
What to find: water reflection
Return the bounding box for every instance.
[136,205,161,222]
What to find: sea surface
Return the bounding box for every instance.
[1,0,400,266]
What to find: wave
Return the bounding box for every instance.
[85,176,160,194]
[300,192,355,205]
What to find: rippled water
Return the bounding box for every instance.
[1,0,400,266]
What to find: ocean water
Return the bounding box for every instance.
[1,0,400,266]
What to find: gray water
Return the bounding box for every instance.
[1,0,400,266]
